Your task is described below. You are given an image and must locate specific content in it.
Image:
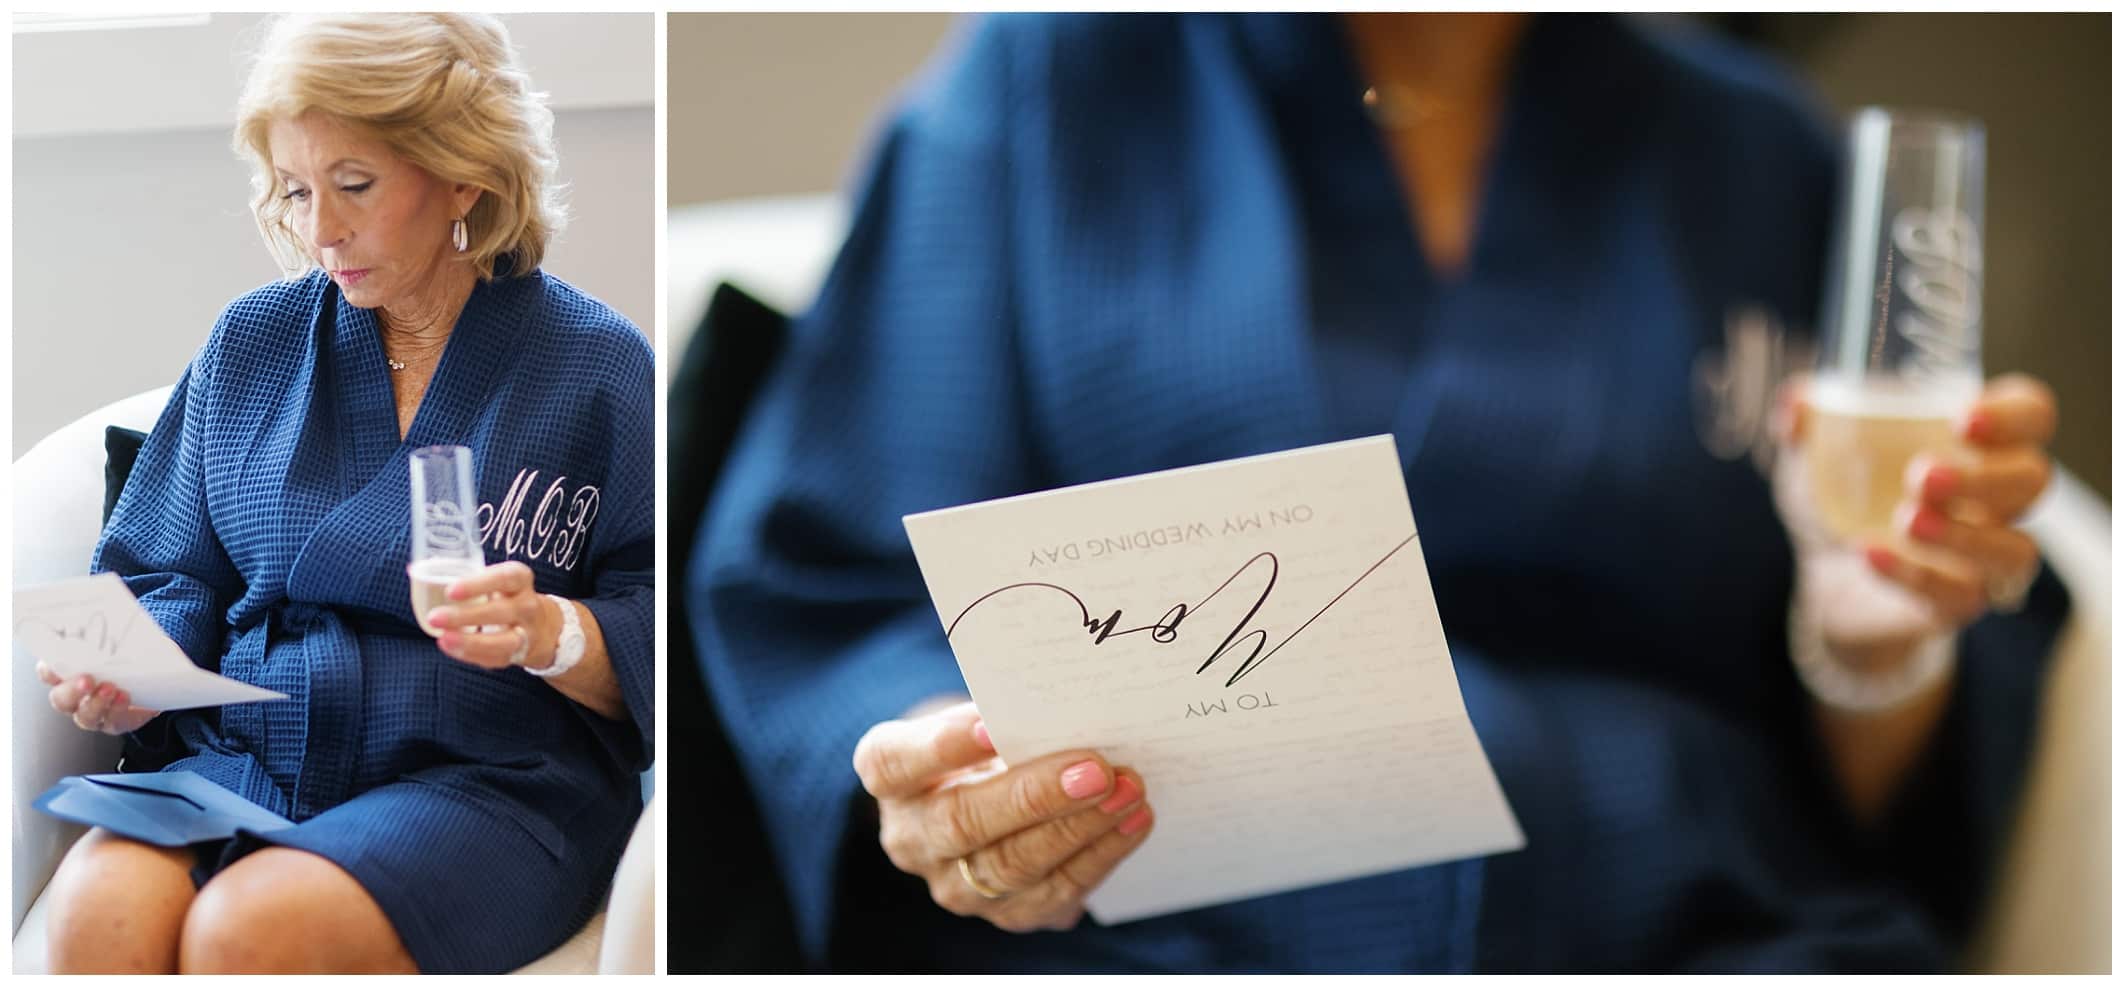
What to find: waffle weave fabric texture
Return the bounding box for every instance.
[93,265,656,973]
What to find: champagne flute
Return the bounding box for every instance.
[408,445,488,637]
[1803,108,1985,544]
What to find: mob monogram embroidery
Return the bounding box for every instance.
[475,468,601,572]
[1691,305,1815,477]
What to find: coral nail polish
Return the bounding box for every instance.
[1118,807,1153,836]
[1909,508,1947,541]
[1964,410,1992,442]
[1060,760,1107,799]
[1099,775,1141,814]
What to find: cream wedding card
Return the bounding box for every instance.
[904,435,1524,923]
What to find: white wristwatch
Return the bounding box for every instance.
[529,594,585,678]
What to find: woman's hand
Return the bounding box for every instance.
[1863,374,2056,623]
[423,560,627,719]
[1782,372,2056,630]
[1775,371,2058,822]
[422,561,559,670]
[852,701,1154,933]
[38,662,159,735]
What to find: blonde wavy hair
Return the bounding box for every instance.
[234,13,565,280]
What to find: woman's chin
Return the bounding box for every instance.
[332,276,386,308]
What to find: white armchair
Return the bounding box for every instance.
[10,386,655,974]
[669,194,2111,974]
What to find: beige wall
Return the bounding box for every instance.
[668,13,956,207]
[1756,13,2110,499]
[668,12,2108,498]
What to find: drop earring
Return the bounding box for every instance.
[451,218,469,253]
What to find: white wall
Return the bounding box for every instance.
[12,13,654,456]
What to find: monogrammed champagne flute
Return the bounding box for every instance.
[408,445,488,636]
[1803,108,1985,545]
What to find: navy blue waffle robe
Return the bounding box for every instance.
[690,13,2068,973]
[93,266,656,973]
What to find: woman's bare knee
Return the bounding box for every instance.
[45,829,195,973]
[180,847,416,974]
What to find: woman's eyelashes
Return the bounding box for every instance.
[279,180,372,201]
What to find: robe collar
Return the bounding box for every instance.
[330,264,537,483]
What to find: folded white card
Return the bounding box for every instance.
[904,435,1524,923]
[14,573,286,711]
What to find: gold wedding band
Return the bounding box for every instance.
[957,856,1012,901]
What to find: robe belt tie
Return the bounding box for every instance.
[271,603,331,632]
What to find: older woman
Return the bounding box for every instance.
[693,13,2068,973]
[37,14,654,974]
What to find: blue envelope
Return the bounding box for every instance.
[33,771,293,847]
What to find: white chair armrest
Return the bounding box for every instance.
[597,793,657,973]
[1968,468,2112,973]
[12,386,173,932]
[664,193,847,382]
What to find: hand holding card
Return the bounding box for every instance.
[853,701,1154,932]
[14,573,286,713]
[37,662,159,735]
[904,436,1524,923]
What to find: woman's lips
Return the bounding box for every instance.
[332,268,371,286]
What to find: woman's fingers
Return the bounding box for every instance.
[984,805,1157,932]
[36,661,62,687]
[1911,447,2051,526]
[857,707,1152,934]
[425,590,540,635]
[427,577,549,670]
[444,560,535,603]
[1905,504,2040,583]
[1964,372,2058,448]
[71,681,120,732]
[1775,374,1811,445]
[1049,804,1155,904]
[436,626,527,669]
[920,749,1114,863]
[1864,543,1986,626]
[51,673,101,718]
[953,771,1146,904]
[854,703,992,800]
[102,690,150,734]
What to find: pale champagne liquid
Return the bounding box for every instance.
[409,558,490,637]
[1802,376,1974,542]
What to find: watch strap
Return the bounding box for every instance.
[528,593,585,679]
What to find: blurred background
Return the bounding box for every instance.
[666,13,2110,974]
[668,11,2110,500]
[12,12,655,458]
